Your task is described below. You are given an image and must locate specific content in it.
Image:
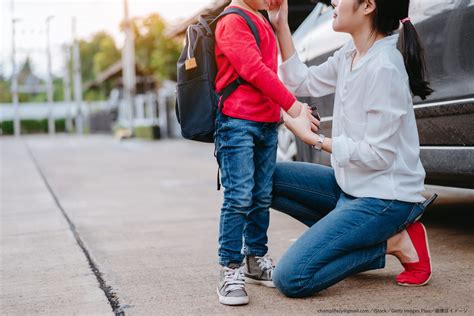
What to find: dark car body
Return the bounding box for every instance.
[289,0,474,189]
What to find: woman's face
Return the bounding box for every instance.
[331,0,367,33]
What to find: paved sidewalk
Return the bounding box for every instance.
[1,138,111,314]
[1,135,473,315]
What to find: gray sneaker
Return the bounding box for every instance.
[217,264,249,306]
[243,255,275,288]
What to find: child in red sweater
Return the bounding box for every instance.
[214,0,318,306]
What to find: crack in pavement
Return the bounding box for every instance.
[24,141,126,316]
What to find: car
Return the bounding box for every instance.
[277,0,474,189]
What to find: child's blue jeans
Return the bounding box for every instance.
[215,111,278,266]
[271,162,427,297]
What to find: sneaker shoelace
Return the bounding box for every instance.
[256,255,274,275]
[223,266,245,293]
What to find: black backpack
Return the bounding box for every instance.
[175,8,261,143]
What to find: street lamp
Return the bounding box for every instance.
[62,43,73,133]
[122,0,137,134]
[10,0,20,137]
[72,17,84,135]
[45,15,55,135]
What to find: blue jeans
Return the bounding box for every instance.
[271,162,426,297]
[215,112,278,266]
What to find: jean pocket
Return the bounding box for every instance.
[397,203,425,232]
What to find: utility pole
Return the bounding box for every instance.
[122,0,136,134]
[72,17,83,135]
[11,0,20,137]
[62,44,73,132]
[45,15,55,135]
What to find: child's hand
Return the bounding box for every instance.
[286,101,320,133]
[268,0,288,32]
[283,104,320,144]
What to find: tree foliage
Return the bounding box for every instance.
[128,13,182,82]
[79,31,121,84]
[0,13,182,103]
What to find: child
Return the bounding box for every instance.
[213,0,318,306]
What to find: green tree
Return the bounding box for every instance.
[130,13,182,82]
[78,31,121,101]
[79,31,121,83]
[93,35,121,76]
[0,74,12,103]
[0,59,65,104]
[74,14,180,102]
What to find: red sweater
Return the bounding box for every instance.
[214,6,296,123]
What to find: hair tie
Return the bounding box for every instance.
[400,17,410,24]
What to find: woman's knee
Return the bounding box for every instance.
[273,162,292,194]
[273,262,314,298]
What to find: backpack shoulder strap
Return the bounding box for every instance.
[211,7,261,48]
[211,8,262,109]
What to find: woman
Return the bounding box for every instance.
[267,0,434,297]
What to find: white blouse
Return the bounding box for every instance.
[279,34,426,203]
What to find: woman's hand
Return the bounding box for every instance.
[286,101,320,132]
[282,104,320,145]
[268,0,295,62]
[268,0,288,33]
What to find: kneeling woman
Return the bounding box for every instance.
[268,0,434,297]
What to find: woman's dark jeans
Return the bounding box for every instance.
[271,162,426,297]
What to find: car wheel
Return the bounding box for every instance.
[277,125,297,161]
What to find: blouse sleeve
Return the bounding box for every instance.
[278,46,344,98]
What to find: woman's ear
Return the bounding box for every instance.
[363,0,376,15]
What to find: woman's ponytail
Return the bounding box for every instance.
[360,0,434,100]
[398,19,433,100]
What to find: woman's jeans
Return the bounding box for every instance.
[215,112,278,266]
[271,162,426,297]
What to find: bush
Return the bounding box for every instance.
[0,119,67,135]
[133,125,160,140]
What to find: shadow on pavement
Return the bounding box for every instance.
[422,203,474,234]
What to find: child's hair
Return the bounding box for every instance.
[358,0,434,100]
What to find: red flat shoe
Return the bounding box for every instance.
[396,222,432,286]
